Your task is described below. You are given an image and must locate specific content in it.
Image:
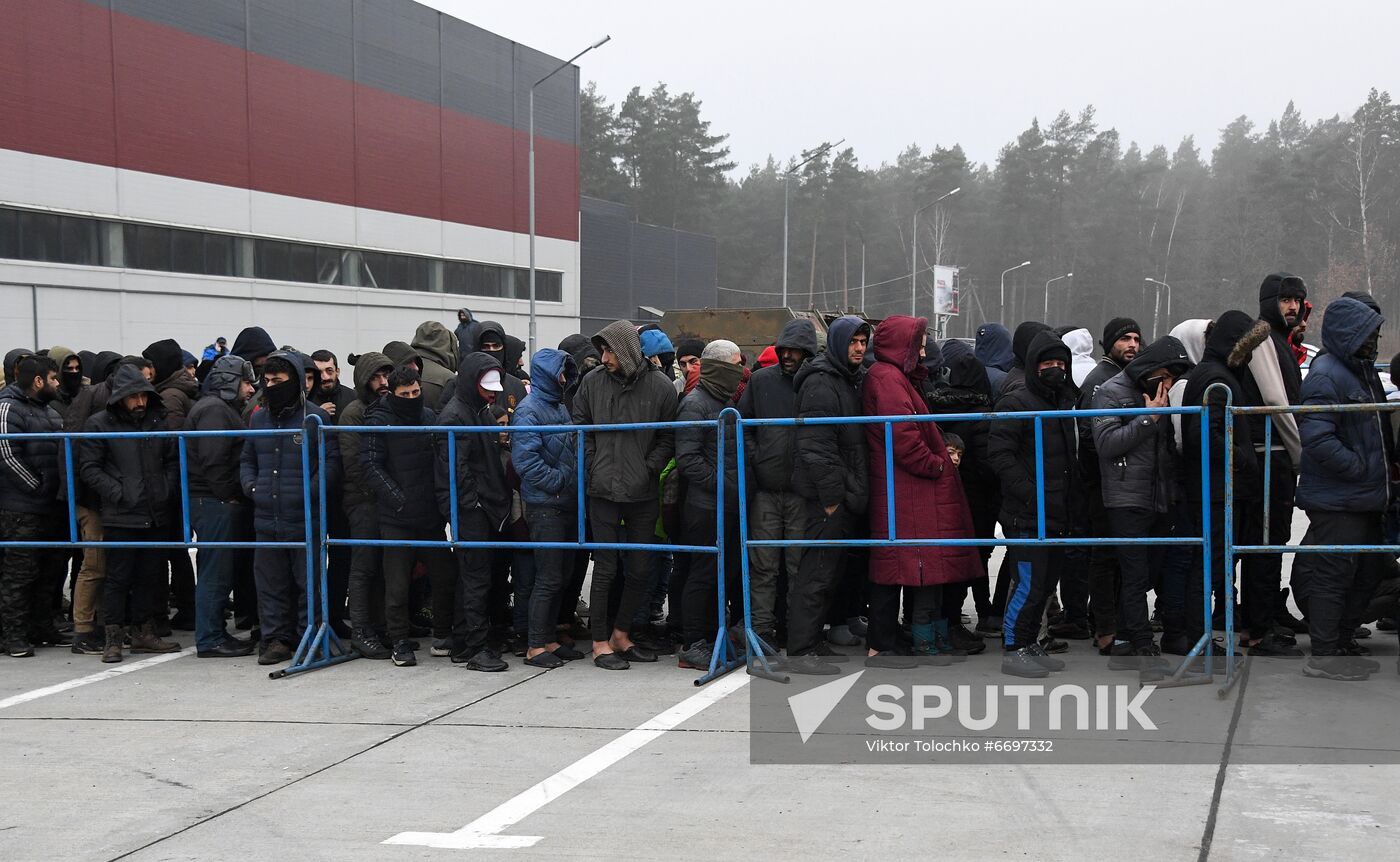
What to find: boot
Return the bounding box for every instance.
[910,622,952,667]
[128,621,181,654]
[102,625,124,663]
[932,620,970,661]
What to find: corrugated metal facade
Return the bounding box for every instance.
[579,196,717,335]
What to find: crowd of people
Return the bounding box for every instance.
[1,278,1398,683]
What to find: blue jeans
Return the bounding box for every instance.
[192,498,249,650]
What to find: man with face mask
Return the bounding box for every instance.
[736,319,818,648]
[185,356,258,658]
[240,351,341,665]
[78,364,182,662]
[436,353,513,671]
[363,365,455,668]
[987,332,1082,677]
[0,355,68,656]
[1291,297,1393,681]
[46,346,86,420]
[1090,336,1194,680]
[338,352,394,659]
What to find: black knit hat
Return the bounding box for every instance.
[1101,317,1141,354]
[674,337,706,361]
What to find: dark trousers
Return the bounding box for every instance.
[1293,511,1388,655]
[381,524,454,642]
[1002,529,1067,649]
[103,526,166,628]
[1186,501,1260,644]
[787,501,854,656]
[1242,452,1295,638]
[0,510,59,638]
[749,489,805,633]
[451,508,493,657]
[345,500,383,632]
[681,504,740,646]
[527,505,574,648]
[1085,493,1120,637]
[253,544,309,647]
[587,496,659,641]
[325,499,350,626]
[1157,498,1194,637]
[191,497,249,650]
[1107,507,1172,649]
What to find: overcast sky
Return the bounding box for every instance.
[423,0,1396,174]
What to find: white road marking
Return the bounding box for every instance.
[0,647,195,711]
[385,670,751,849]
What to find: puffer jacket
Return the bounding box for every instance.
[677,358,745,511]
[863,316,980,587]
[0,382,64,514]
[239,351,340,540]
[792,315,870,514]
[571,320,677,503]
[511,348,578,508]
[1076,356,1127,484]
[339,351,393,509]
[736,318,819,493]
[363,394,442,528]
[1296,297,1392,514]
[435,351,511,529]
[986,332,1081,533]
[411,321,459,411]
[76,366,178,530]
[1090,336,1193,513]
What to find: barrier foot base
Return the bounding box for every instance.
[1154,673,1215,689]
[743,628,790,683]
[695,626,745,686]
[1217,655,1247,699]
[270,623,357,680]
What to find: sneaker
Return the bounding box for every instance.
[948,624,988,655]
[1270,627,1299,646]
[69,631,105,656]
[1002,648,1050,678]
[30,627,73,647]
[1037,636,1070,655]
[1247,635,1304,658]
[1302,656,1371,681]
[1376,617,1397,632]
[391,640,417,667]
[1342,640,1373,657]
[1026,642,1067,671]
[975,615,1003,637]
[864,651,919,669]
[463,649,508,672]
[1353,626,1372,640]
[1158,633,1191,656]
[846,616,869,638]
[257,640,293,666]
[781,654,841,676]
[352,629,391,660]
[677,640,712,670]
[6,637,34,658]
[1048,620,1093,640]
[430,638,452,657]
[1338,648,1381,672]
[826,624,861,647]
[1107,644,1168,678]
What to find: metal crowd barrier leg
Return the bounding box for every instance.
[1219,403,1241,697]
[1158,400,1219,689]
[732,411,787,683]
[272,413,356,679]
[697,413,744,686]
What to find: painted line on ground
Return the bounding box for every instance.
[0,648,195,711]
[384,670,751,850]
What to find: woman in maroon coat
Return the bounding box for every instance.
[863,315,981,661]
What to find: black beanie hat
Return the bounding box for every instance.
[142,338,184,384]
[675,337,706,361]
[1259,272,1307,302]
[1101,317,1141,354]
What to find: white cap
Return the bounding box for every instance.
[479,368,504,391]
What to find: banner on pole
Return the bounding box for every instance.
[933,265,959,317]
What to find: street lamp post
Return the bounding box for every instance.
[911,186,960,316]
[782,138,843,310]
[1144,277,1172,339]
[529,35,611,360]
[999,260,1031,326]
[1043,272,1073,322]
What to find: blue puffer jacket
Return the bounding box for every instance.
[1296,297,1391,514]
[511,348,578,508]
[239,352,341,539]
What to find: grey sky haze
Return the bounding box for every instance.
[423,0,1396,173]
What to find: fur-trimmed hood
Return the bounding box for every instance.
[1225,319,1273,369]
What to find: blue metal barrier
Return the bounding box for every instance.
[733,402,1222,688]
[320,416,743,685]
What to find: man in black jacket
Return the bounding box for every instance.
[987,332,1080,678]
[676,340,747,670]
[1091,336,1192,677]
[736,319,818,646]
[1181,311,1300,656]
[0,355,67,656]
[365,365,455,668]
[310,350,356,423]
[785,315,877,674]
[572,320,677,670]
[78,365,182,662]
[340,351,394,659]
[185,356,258,658]
[435,352,512,672]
